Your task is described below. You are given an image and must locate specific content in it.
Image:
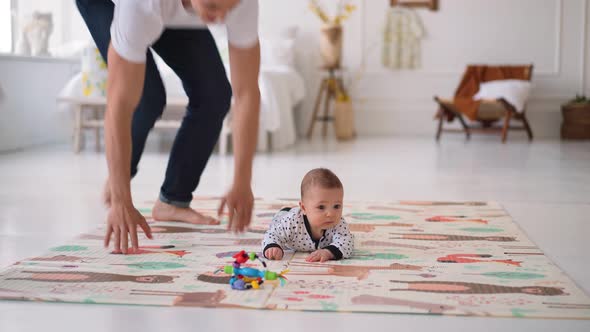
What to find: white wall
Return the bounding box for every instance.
[260,0,590,138]
[0,56,78,151]
[0,1,11,53]
[1,0,587,151]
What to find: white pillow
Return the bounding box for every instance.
[474,79,532,112]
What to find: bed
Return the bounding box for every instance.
[58,35,305,153]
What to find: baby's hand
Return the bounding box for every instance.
[305,249,334,262]
[264,247,284,260]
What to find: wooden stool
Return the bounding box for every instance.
[307,68,345,139]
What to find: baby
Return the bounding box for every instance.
[262,168,354,262]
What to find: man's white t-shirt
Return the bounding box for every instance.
[110,0,259,63]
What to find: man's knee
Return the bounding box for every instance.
[187,78,232,121]
[211,78,232,118]
[137,91,166,119]
[218,79,233,117]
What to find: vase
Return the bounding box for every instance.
[319,24,343,69]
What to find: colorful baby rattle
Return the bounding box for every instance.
[223,250,288,290]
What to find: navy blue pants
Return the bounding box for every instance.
[76,0,232,207]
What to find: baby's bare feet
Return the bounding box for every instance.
[152,199,220,225]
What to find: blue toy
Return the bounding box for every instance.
[223,250,288,290]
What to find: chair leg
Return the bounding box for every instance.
[94,106,101,152]
[322,81,333,138]
[457,114,471,140]
[435,109,444,141]
[307,79,327,139]
[501,111,513,143]
[256,128,268,152]
[219,113,231,155]
[219,131,228,156]
[521,114,534,141]
[73,104,82,153]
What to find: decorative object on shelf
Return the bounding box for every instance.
[320,24,343,69]
[382,4,426,70]
[15,11,53,57]
[390,0,439,11]
[561,95,590,139]
[309,0,357,70]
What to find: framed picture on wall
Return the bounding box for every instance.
[390,0,438,11]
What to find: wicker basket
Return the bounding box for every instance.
[561,103,590,139]
[334,100,355,140]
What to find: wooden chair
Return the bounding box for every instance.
[434,65,534,143]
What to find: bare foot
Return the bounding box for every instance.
[152,199,220,225]
[102,178,111,208]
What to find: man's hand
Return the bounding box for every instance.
[306,249,334,262]
[221,34,260,234]
[103,43,151,254]
[105,202,153,254]
[217,183,254,233]
[264,247,284,260]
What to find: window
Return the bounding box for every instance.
[1,0,91,58]
[0,0,12,53]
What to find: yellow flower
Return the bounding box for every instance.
[336,92,350,102]
[345,4,357,13]
[309,0,356,25]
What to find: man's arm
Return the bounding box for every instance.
[105,42,144,204]
[217,41,261,232]
[228,41,261,190]
[104,42,152,252]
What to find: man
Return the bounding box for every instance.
[76,0,260,254]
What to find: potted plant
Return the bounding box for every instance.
[561,94,590,139]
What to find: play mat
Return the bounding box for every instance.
[0,197,589,319]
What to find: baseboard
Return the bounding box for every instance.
[295,98,566,139]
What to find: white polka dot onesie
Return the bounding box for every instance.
[261,207,354,260]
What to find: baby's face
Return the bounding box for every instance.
[300,186,344,230]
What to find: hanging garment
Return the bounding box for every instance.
[382,7,425,70]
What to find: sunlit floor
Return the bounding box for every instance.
[1,136,589,332]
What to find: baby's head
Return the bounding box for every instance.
[299,168,344,230]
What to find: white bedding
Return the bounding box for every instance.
[155,56,305,150]
[59,59,305,150]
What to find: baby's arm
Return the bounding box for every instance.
[323,219,354,260]
[261,212,293,260]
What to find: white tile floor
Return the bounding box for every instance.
[1,137,589,332]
